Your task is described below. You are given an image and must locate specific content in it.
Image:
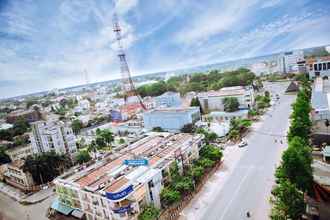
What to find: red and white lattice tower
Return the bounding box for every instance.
[112,6,146,109]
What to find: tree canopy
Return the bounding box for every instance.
[76,150,91,164]
[223,97,239,112]
[23,152,72,185]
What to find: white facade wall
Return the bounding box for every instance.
[308,60,330,79]
[30,121,77,156]
[198,87,255,112]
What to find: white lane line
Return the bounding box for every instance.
[218,166,254,220]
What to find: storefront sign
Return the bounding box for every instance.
[113,205,131,214]
[123,159,148,166]
[106,185,133,200]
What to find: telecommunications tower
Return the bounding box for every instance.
[112,3,146,109]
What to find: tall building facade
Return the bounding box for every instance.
[29,120,77,156]
[278,50,304,73]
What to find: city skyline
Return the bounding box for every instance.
[0,0,330,98]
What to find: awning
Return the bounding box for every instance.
[51,199,74,215]
[71,209,85,219]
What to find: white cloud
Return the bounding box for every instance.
[261,0,282,8]
[115,0,139,15]
[174,0,259,45]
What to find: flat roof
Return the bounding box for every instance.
[58,133,202,196]
[198,86,247,98]
[145,107,199,114]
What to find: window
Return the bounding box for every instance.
[323,63,327,70]
[314,64,318,71]
[328,62,330,70]
[319,63,322,71]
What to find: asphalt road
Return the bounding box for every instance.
[200,82,296,220]
[0,192,53,220]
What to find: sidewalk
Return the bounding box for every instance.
[0,181,54,204]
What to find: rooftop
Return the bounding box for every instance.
[56,132,202,195]
[145,107,199,114]
[198,86,248,98]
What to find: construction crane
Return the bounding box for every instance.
[112,2,146,110]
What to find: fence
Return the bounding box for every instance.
[158,160,223,220]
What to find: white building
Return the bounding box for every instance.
[155,92,182,108]
[311,77,330,144]
[278,50,304,74]
[198,86,255,112]
[307,56,330,79]
[53,133,204,220]
[29,120,77,157]
[6,145,33,161]
[143,107,201,132]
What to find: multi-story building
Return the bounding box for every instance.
[53,133,204,220]
[29,120,77,157]
[6,145,33,161]
[6,109,41,124]
[143,107,201,132]
[155,92,182,108]
[3,159,35,191]
[197,86,255,112]
[311,77,330,144]
[307,56,330,79]
[278,50,304,74]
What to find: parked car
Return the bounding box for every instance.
[238,141,248,148]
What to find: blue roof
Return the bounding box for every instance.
[51,198,74,215]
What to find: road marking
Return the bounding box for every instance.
[218,166,254,220]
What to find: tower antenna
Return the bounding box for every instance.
[112,2,146,109]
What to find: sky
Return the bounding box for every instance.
[0,0,330,99]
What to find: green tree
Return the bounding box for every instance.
[0,146,11,165]
[200,144,222,162]
[277,137,313,193]
[76,150,91,164]
[190,97,203,113]
[138,205,160,220]
[12,117,29,136]
[223,97,239,112]
[190,165,204,182]
[72,119,83,135]
[270,179,305,220]
[23,152,71,185]
[152,127,164,132]
[174,176,194,194]
[180,123,194,133]
[160,187,181,207]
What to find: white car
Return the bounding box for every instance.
[238,141,248,148]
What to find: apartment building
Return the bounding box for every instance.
[311,77,330,144]
[53,133,204,220]
[278,50,304,74]
[29,120,77,157]
[198,86,255,112]
[307,56,330,79]
[143,107,201,132]
[4,159,35,191]
[6,109,41,124]
[6,145,33,161]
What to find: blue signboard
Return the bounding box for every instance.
[106,185,133,200]
[123,159,148,166]
[111,110,122,122]
[113,205,131,214]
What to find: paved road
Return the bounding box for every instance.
[0,192,53,220]
[198,82,295,220]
